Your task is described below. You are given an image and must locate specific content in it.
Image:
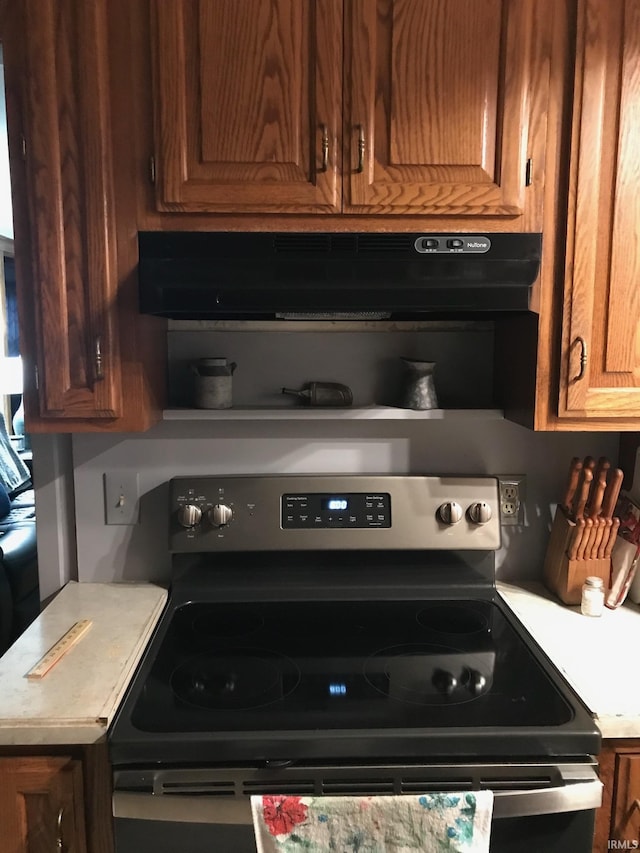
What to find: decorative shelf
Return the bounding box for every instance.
[163,406,504,421]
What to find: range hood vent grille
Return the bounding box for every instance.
[138,231,542,320]
[272,234,412,254]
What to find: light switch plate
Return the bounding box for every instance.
[104,471,140,525]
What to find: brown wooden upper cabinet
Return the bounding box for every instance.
[6,0,122,422]
[2,0,166,432]
[559,0,640,420]
[150,0,552,223]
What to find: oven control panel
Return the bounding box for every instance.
[282,493,391,528]
[169,475,501,552]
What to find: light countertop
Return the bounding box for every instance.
[498,581,640,740]
[0,581,167,745]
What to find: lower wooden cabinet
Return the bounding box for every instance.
[0,756,87,853]
[0,745,114,853]
[595,740,640,851]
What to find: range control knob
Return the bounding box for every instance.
[437,501,463,525]
[177,504,202,529]
[208,503,233,528]
[468,501,493,525]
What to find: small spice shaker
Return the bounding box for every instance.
[581,576,605,617]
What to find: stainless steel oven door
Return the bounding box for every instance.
[112,762,601,853]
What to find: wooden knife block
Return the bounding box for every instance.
[543,509,611,605]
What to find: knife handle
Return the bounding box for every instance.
[562,457,583,517]
[582,456,596,481]
[583,518,600,560]
[597,518,613,559]
[601,468,624,519]
[591,517,607,560]
[604,517,621,558]
[587,466,608,519]
[573,468,593,520]
[568,518,584,561]
[576,517,593,560]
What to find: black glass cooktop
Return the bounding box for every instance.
[129,599,573,734]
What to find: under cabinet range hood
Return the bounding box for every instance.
[137,231,542,320]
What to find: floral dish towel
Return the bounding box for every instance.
[251,791,494,852]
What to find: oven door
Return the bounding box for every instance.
[112,762,602,853]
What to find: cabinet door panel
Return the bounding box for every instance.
[152,0,342,213]
[560,0,640,418]
[344,0,536,216]
[612,753,640,842]
[0,756,87,853]
[16,0,121,419]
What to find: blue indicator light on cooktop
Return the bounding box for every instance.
[329,683,347,696]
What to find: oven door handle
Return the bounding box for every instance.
[113,768,602,824]
[491,767,602,819]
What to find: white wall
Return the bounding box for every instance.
[69,418,618,587]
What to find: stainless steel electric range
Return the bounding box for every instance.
[109,475,602,853]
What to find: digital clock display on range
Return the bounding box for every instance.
[320,497,349,511]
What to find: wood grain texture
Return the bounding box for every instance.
[344,0,540,216]
[7,0,122,421]
[612,752,640,843]
[594,741,640,852]
[152,0,341,212]
[0,756,88,853]
[1,0,166,433]
[559,0,640,420]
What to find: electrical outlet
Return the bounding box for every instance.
[497,475,526,526]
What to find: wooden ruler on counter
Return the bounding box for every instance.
[25,619,93,679]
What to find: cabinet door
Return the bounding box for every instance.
[559,0,640,419]
[8,0,122,420]
[0,756,87,853]
[344,0,545,217]
[612,753,640,843]
[151,0,342,213]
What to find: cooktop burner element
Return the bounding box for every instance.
[363,642,492,705]
[170,648,300,710]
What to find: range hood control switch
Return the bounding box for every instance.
[178,504,202,529]
[209,503,233,528]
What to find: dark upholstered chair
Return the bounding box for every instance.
[0,416,39,655]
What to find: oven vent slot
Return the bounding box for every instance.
[243,781,315,796]
[479,776,553,791]
[160,780,236,797]
[401,780,474,793]
[322,779,396,795]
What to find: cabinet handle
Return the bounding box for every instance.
[56,806,64,852]
[572,336,588,382]
[94,336,104,381]
[319,124,329,172]
[356,124,365,173]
